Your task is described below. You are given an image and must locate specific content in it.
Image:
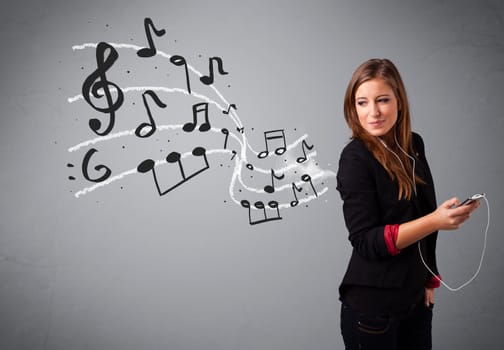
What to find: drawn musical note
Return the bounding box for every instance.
[290,182,303,207]
[263,169,285,194]
[135,90,167,138]
[170,55,191,94]
[296,140,314,163]
[221,128,229,149]
[137,17,166,58]
[246,163,254,171]
[82,42,124,136]
[237,126,244,134]
[231,150,237,160]
[200,57,229,85]
[222,103,237,115]
[301,174,318,197]
[183,102,211,132]
[257,129,287,159]
[137,147,209,196]
[240,200,282,225]
[81,148,112,183]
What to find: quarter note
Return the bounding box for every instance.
[82,42,124,136]
[264,169,285,194]
[137,17,166,58]
[221,128,229,149]
[257,129,287,159]
[183,102,211,132]
[301,174,318,197]
[222,103,237,115]
[137,146,210,196]
[170,55,191,94]
[296,140,314,163]
[240,200,282,225]
[200,57,228,85]
[81,148,112,183]
[135,90,167,138]
[290,182,303,207]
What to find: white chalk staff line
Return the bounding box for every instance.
[74,146,332,210]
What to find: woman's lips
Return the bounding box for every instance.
[369,120,385,127]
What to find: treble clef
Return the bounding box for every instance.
[82,41,124,136]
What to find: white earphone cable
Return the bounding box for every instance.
[418,195,490,291]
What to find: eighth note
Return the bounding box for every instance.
[135,90,166,138]
[170,55,191,94]
[137,17,166,58]
[301,174,318,197]
[183,103,211,132]
[264,169,285,194]
[222,104,237,115]
[221,128,229,149]
[137,147,210,196]
[290,182,303,207]
[200,57,228,85]
[297,140,314,163]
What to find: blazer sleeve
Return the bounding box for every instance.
[337,142,398,260]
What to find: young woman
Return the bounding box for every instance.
[336,58,480,349]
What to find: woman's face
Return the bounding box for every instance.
[354,78,399,138]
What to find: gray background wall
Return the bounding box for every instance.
[1,0,503,349]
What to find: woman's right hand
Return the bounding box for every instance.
[432,197,480,231]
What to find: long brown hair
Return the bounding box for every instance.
[343,58,423,200]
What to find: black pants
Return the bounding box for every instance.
[340,301,433,350]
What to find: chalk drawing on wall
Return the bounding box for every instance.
[66,18,335,225]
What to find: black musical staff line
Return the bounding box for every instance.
[137,147,210,196]
[290,182,303,207]
[258,129,287,159]
[81,148,112,183]
[200,57,228,85]
[170,55,191,94]
[135,90,167,138]
[183,102,211,132]
[137,17,166,58]
[222,103,237,115]
[296,140,314,163]
[264,169,285,194]
[301,174,318,197]
[82,42,124,136]
[221,128,229,149]
[240,200,282,225]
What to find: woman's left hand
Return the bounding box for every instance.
[425,287,435,308]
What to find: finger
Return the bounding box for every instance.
[451,204,473,217]
[446,197,460,208]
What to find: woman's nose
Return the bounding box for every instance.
[369,102,380,117]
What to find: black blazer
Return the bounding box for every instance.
[337,133,439,295]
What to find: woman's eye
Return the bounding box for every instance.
[357,101,367,106]
[378,98,390,103]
